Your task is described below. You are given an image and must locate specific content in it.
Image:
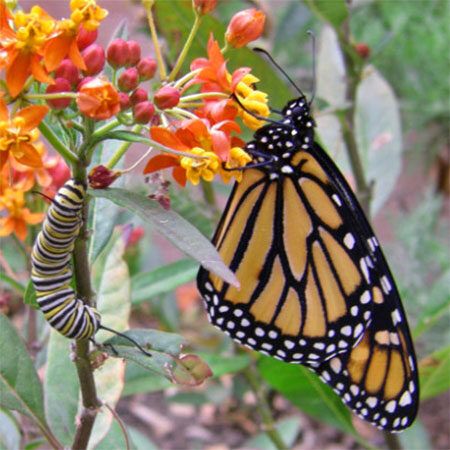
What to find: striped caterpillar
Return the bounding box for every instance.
[31,179,101,339]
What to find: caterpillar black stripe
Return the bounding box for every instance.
[31,179,101,339]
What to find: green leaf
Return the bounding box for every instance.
[0,408,21,450]
[398,419,433,450]
[198,353,251,377]
[258,357,355,435]
[0,314,47,429]
[419,345,450,401]
[123,366,172,396]
[243,417,301,450]
[0,274,24,295]
[413,269,450,337]
[90,188,238,287]
[128,426,159,450]
[44,331,79,446]
[304,0,348,29]
[88,141,125,264]
[96,130,150,145]
[131,259,198,305]
[89,232,130,448]
[355,67,403,215]
[23,282,38,309]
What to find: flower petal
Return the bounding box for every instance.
[6,52,32,97]
[69,38,87,70]
[14,143,43,168]
[43,35,72,71]
[172,166,187,187]
[143,154,180,174]
[30,54,54,84]
[16,105,49,131]
[150,127,188,151]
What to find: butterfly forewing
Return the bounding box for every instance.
[198,146,377,365]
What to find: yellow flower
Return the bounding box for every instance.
[220,147,252,183]
[180,147,220,185]
[0,188,44,241]
[70,0,108,31]
[235,74,269,130]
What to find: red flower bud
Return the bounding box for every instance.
[88,165,121,189]
[130,88,148,105]
[47,158,71,190]
[118,67,139,92]
[119,92,131,110]
[77,26,98,51]
[355,43,371,59]
[77,76,94,90]
[46,78,72,109]
[82,44,105,75]
[106,38,129,68]
[225,9,266,48]
[193,0,217,15]
[126,40,141,66]
[137,57,157,81]
[154,85,180,109]
[133,101,155,124]
[55,59,80,87]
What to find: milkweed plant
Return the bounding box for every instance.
[0,1,447,449]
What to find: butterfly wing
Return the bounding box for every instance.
[197,144,378,364]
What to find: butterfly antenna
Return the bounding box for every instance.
[252,47,306,97]
[307,30,317,105]
[230,93,294,130]
[99,325,152,357]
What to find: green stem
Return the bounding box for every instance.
[38,121,78,165]
[169,12,202,82]
[180,92,229,102]
[71,165,101,449]
[91,118,121,138]
[25,92,77,100]
[106,125,143,168]
[243,364,287,450]
[142,0,167,81]
[200,179,217,209]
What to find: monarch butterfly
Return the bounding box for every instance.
[31,179,101,339]
[197,82,419,430]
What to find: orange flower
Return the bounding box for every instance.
[144,118,247,186]
[225,9,266,48]
[0,103,49,170]
[43,0,108,71]
[76,77,120,120]
[1,142,66,193]
[0,3,56,97]
[0,188,44,241]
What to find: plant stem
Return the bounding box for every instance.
[383,431,402,450]
[337,16,371,216]
[91,118,121,138]
[25,92,77,100]
[168,12,202,82]
[243,364,287,450]
[39,121,78,165]
[70,166,100,449]
[106,125,143,168]
[142,0,167,81]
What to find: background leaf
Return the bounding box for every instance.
[305,0,348,29]
[0,314,47,429]
[0,408,21,450]
[131,259,198,305]
[258,357,355,435]
[419,345,450,401]
[90,188,238,287]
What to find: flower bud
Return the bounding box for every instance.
[355,43,371,59]
[88,165,121,189]
[225,9,265,48]
[106,38,129,68]
[119,92,131,110]
[133,101,155,124]
[77,26,98,51]
[82,44,105,75]
[137,57,157,81]
[126,40,141,66]
[47,157,71,190]
[46,78,72,109]
[77,76,94,90]
[154,85,180,109]
[118,67,139,92]
[130,88,148,105]
[193,0,217,15]
[55,59,80,87]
